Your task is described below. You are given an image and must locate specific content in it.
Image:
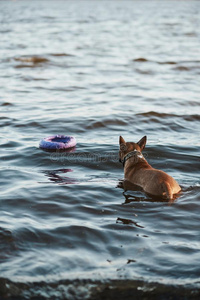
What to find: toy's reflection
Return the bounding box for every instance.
[43,169,77,184]
[40,147,76,153]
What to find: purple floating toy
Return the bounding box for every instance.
[39,135,76,150]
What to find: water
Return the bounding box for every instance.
[0,0,200,299]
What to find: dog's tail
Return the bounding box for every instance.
[162,182,173,200]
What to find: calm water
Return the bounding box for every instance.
[0,0,200,299]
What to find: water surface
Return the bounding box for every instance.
[0,0,200,299]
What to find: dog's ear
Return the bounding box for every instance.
[137,136,147,151]
[119,136,126,145]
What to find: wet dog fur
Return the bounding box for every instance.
[119,136,181,200]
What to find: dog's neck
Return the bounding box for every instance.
[122,150,145,167]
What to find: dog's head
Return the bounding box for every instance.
[119,136,147,163]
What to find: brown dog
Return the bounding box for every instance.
[119,136,181,200]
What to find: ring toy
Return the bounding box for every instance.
[39,135,76,150]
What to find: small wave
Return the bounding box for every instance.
[1,102,13,106]
[14,56,49,63]
[135,68,154,75]
[14,120,46,129]
[85,118,127,130]
[133,58,178,66]
[164,22,179,26]
[133,59,200,68]
[158,61,177,65]
[0,227,13,242]
[0,29,11,33]
[137,111,200,121]
[15,64,36,69]
[133,58,148,62]
[42,16,55,20]
[184,115,200,121]
[173,66,190,71]
[137,111,176,118]
[14,55,50,69]
[0,116,18,126]
[0,227,16,261]
[184,32,197,37]
[50,53,74,57]
[21,76,48,81]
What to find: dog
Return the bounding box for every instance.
[119,136,181,200]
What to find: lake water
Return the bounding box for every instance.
[0,0,200,299]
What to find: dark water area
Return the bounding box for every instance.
[0,0,200,299]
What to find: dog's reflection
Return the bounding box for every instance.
[43,169,77,185]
